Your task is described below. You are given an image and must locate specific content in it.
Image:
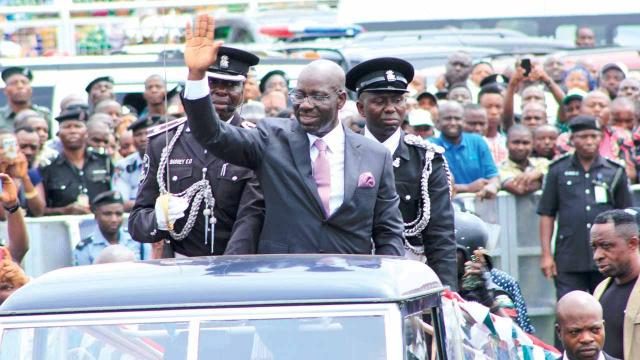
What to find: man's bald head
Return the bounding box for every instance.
[95,244,136,264]
[299,60,345,91]
[556,290,603,326]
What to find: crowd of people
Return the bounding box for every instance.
[0,16,640,358]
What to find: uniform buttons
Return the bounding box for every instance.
[405,195,411,200]
[172,175,178,181]
[585,173,590,179]
[79,171,84,176]
[586,205,591,211]
[60,185,66,190]
[78,185,83,189]
[204,149,207,154]
[232,176,238,181]
[587,223,592,228]
[566,180,572,185]
[585,189,590,194]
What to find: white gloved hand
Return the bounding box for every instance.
[155,195,189,230]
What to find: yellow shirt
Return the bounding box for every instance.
[498,157,549,185]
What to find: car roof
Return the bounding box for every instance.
[1,255,443,316]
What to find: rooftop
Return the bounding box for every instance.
[1,255,442,315]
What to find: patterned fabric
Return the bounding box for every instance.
[498,157,550,186]
[484,133,509,165]
[490,268,535,334]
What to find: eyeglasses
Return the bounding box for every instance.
[289,90,342,106]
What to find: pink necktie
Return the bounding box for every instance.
[313,139,331,216]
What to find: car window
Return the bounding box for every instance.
[198,315,387,360]
[0,86,53,110]
[215,26,233,42]
[0,321,189,359]
[614,25,640,47]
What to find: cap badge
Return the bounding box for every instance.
[385,70,396,82]
[220,55,230,69]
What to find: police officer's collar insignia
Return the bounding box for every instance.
[393,157,400,168]
[385,70,396,82]
[139,153,150,184]
[220,55,230,69]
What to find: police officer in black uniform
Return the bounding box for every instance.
[129,46,264,257]
[538,115,633,300]
[40,109,113,215]
[346,57,457,290]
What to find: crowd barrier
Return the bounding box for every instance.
[6,186,640,343]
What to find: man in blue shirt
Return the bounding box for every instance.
[431,101,500,198]
[74,191,150,265]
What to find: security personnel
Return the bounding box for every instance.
[0,67,51,130]
[85,76,115,110]
[538,115,633,300]
[346,57,457,290]
[40,109,113,215]
[129,46,264,257]
[74,191,151,265]
[112,114,164,211]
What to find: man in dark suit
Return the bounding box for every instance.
[128,46,264,257]
[556,290,620,360]
[347,57,456,288]
[180,14,404,256]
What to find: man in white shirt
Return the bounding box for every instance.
[177,14,404,256]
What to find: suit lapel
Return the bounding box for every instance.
[229,113,242,127]
[289,123,326,217]
[334,128,361,215]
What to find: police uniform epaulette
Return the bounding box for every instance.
[75,236,93,250]
[604,157,626,168]
[549,153,571,167]
[403,133,444,154]
[147,117,187,138]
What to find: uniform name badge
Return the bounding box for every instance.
[594,185,608,204]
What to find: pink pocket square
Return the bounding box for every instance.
[357,172,376,188]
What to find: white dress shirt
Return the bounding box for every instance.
[562,351,605,360]
[308,124,345,215]
[364,126,401,155]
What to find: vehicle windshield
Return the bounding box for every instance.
[0,315,387,359]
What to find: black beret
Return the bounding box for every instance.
[85,76,114,93]
[259,69,288,94]
[479,74,509,88]
[127,114,164,132]
[346,57,414,95]
[54,109,89,123]
[2,66,33,83]
[569,115,600,133]
[91,191,123,209]
[208,46,260,82]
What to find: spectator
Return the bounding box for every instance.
[85,76,115,109]
[243,68,261,103]
[261,90,288,117]
[521,102,548,130]
[74,191,150,266]
[16,113,57,168]
[93,99,122,128]
[478,85,508,164]
[599,63,626,100]
[543,55,565,85]
[113,114,162,211]
[407,109,435,139]
[447,83,472,105]
[431,101,500,198]
[40,109,113,216]
[563,66,595,92]
[556,291,618,360]
[14,126,40,168]
[86,119,111,154]
[117,130,135,159]
[538,115,632,302]
[467,61,494,102]
[240,100,266,124]
[610,97,636,132]
[59,93,87,113]
[591,209,640,360]
[416,91,438,120]
[455,210,535,333]
[0,130,44,217]
[521,85,547,107]
[462,103,488,135]
[499,125,549,195]
[532,124,559,160]
[618,78,640,101]
[0,175,30,303]
[560,88,588,130]
[437,51,472,91]
[575,26,596,48]
[259,70,289,98]
[141,74,167,118]
[0,67,50,131]
[408,71,426,96]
